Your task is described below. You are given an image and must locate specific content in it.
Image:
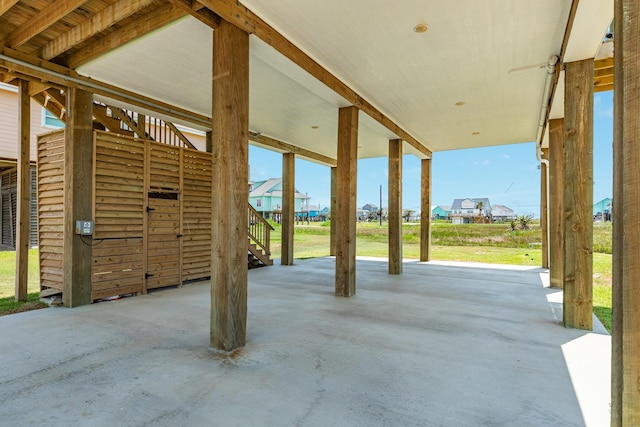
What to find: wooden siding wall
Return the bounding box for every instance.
[0,166,37,248]
[37,130,65,291]
[182,150,212,282]
[0,88,50,163]
[91,132,145,300]
[37,130,212,300]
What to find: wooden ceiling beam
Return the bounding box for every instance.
[4,0,90,48]
[40,0,156,60]
[65,2,186,69]
[28,81,51,96]
[197,0,432,158]
[167,0,220,29]
[0,46,211,128]
[249,133,336,167]
[0,0,19,16]
[32,92,65,121]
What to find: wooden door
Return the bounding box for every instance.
[146,192,180,289]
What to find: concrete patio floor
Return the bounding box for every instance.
[0,257,611,426]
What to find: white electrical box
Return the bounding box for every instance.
[75,220,94,235]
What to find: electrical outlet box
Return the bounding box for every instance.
[75,220,94,235]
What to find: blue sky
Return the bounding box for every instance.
[249,91,613,217]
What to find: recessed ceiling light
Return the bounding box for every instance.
[472,131,480,136]
[455,101,466,106]
[414,23,428,33]
[311,125,319,129]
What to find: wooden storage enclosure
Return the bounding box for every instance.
[37,130,212,300]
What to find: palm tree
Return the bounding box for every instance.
[518,214,533,230]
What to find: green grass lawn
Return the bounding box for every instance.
[0,249,46,316]
[1,222,613,331]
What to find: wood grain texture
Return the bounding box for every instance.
[388,139,402,274]
[0,0,19,17]
[563,59,593,330]
[548,119,564,289]
[420,158,432,262]
[40,0,155,60]
[612,0,640,423]
[62,87,93,307]
[4,0,88,48]
[37,131,65,291]
[335,106,358,296]
[210,20,249,351]
[281,152,294,265]
[14,79,29,302]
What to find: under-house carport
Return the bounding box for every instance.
[0,0,638,424]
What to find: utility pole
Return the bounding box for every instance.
[379,184,382,226]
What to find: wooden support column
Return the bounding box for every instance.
[210,20,249,351]
[612,0,640,423]
[281,152,295,265]
[563,59,593,330]
[62,88,93,307]
[329,167,337,256]
[540,149,549,269]
[548,119,565,288]
[420,158,432,262]
[335,106,358,296]
[14,79,29,302]
[388,139,402,274]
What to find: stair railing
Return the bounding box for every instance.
[248,203,274,258]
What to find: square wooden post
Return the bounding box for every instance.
[335,106,358,296]
[62,88,93,307]
[548,119,564,288]
[388,139,402,274]
[563,59,593,330]
[281,152,295,265]
[611,0,640,423]
[540,149,549,269]
[420,158,432,262]
[329,166,337,256]
[15,80,30,302]
[211,20,249,351]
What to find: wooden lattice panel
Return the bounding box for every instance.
[148,141,180,191]
[91,132,144,299]
[93,132,144,239]
[182,149,212,281]
[37,130,65,291]
[91,238,144,300]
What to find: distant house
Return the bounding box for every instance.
[356,208,370,221]
[491,204,516,221]
[431,205,451,220]
[362,203,379,214]
[593,197,612,221]
[450,198,492,224]
[301,204,327,221]
[249,178,309,219]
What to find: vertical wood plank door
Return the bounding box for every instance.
[146,193,180,289]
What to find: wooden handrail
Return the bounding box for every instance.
[248,203,274,256]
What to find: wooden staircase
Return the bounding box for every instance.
[248,204,274,268]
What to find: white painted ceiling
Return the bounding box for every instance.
[78,0,613,161]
